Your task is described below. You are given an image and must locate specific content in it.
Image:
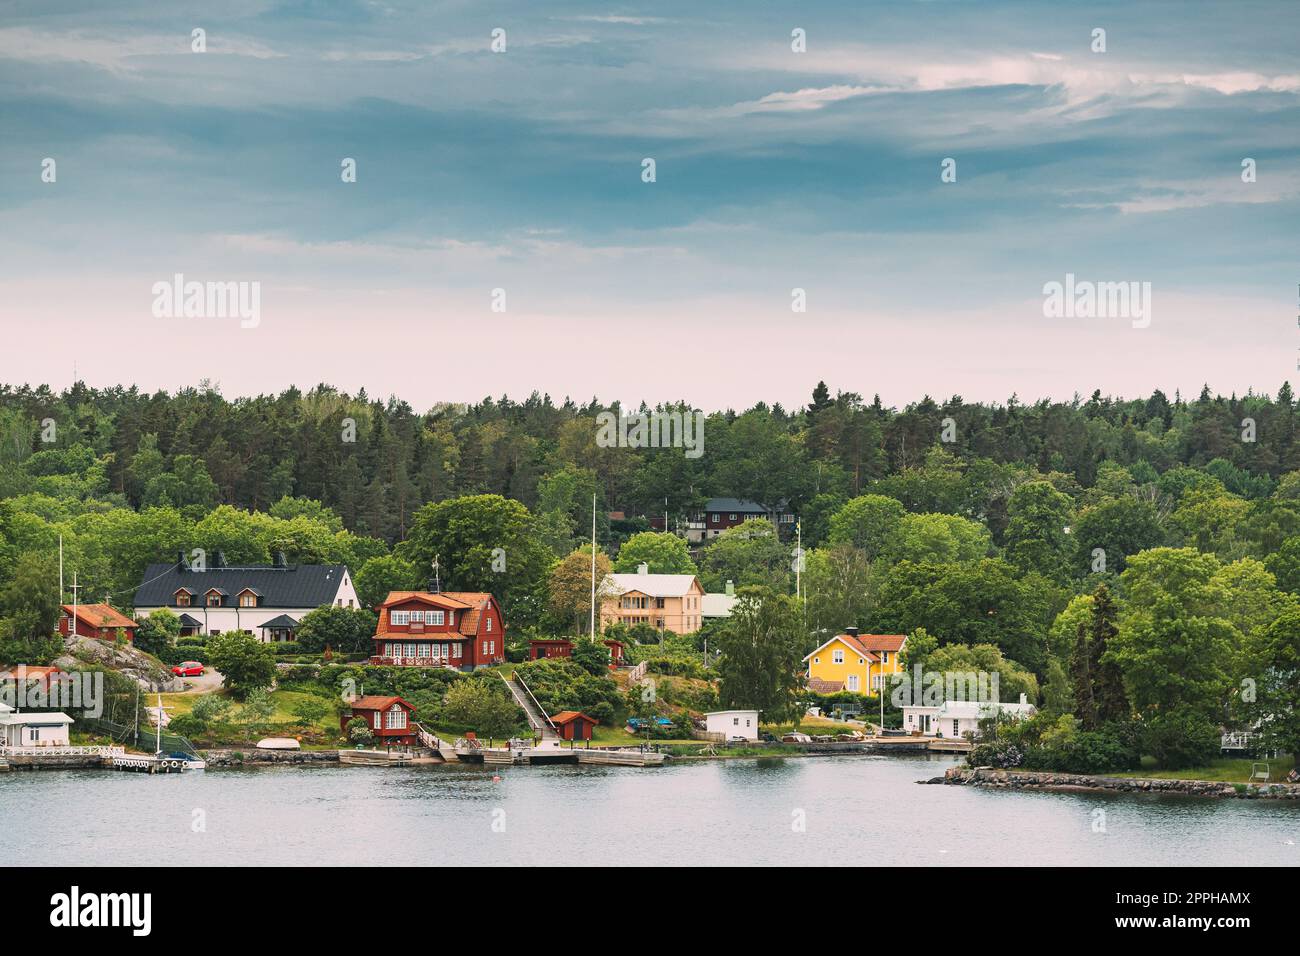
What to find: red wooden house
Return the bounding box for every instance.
[529,638,573,660]
[58,604,137,642]
[341,695,418,746]
[550,711,598,741]
[370,591,506,669]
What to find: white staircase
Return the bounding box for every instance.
[503,673,558,740]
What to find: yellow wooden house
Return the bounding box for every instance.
[804,628,908,695]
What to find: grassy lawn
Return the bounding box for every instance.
[159,688,338,734]
[1113,756,1295,784]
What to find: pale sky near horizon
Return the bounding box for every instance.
[2,1,1298,413]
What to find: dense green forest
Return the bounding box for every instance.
[1,379,1298,770]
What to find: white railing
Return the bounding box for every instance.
[1221,732,1256,750]
[1,745,125,757]
[628,660,649,683]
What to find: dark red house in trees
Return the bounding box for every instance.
[529,638,573,660]
[341,696,418,746]
[59,604,137,642]
[369,591,506,669]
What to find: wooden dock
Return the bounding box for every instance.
[454,741,666,767]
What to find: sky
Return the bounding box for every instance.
[1,0,1298,412]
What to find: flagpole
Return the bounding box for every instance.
[589,493,597,638]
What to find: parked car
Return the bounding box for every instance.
[172,661,204,677]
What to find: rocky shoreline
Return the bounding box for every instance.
[929,766,1300,799]
[203,749,340,767]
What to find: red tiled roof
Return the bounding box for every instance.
[835,633,879,662]
[807,678,845,694]
[442,592,499,636]
[348,696,412,712]
[550,711,598,726]
[63,603,136,630]
[853,634,907,653]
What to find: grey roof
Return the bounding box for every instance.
[260,614,300,629]
[135,563,349,610]
[703,497,790,514]
[177,614,202,627]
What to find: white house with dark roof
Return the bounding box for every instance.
[133,551,358,642]
[0,702,73,748]
[686,497,796,542]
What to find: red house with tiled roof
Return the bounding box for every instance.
[58,604,137,642]
[341,695,418,746]
[370,590,506,669]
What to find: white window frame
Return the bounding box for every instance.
[847,674,860,692]
[391,611,410,626]
[832,649,844,664]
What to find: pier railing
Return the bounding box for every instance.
[0,745,125,757]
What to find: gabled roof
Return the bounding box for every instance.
[856,634,907,653]
[177,613,202,627]
[603,573,702,598]
[550,711,598,726]
[441,592,500,636]
[348,696,413,712]
[379,591,473,610]
[260,614,299,629]
[803,633,879,663]
[62,603,136,630]
[136,563,350,610]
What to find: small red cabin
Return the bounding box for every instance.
[59,604,137,642]
[604,640,625,666]
[529,638,574,660]
[550,711,598,741]
[341,695,418,746]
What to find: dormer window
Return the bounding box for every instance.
[174,588,193,607]
[205,588,227,607]
[239,593,257,608]
[391,611,410,626]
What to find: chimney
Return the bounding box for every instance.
[637,562,649,575]
[177,551,187,571]
[428,577,441,594]
[273,551,287,568]
[725,580,734,596]
[1019,693,1028,706]
[844,626,860,637]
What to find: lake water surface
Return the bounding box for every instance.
[6,754,1298,866]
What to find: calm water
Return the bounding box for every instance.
[5,754,1298,866]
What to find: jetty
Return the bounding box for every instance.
[443,673,666,767]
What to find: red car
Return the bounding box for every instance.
[172,661,204,677]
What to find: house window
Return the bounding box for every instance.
[847,675,859,692]
[410,610,423,623]
[453,643,462,658]
[404,643,416,658]
[952,720,960,736]
[348,599,354,608]
[175,591,192,607]
[430,611,444,626]
[488,640,495,655]
[206,592,222,607]
[729,513,737,521]
[873,675,883,690]
[858,658,865,665]
[733,717,739,726]
[386,708,407,729]
[373,712,382,729]
[391,611,410,626]
[482,640,488,656]
[417,644,431,658]
[486,617,493,632]
[832,649,844,664]
[881,651,889,664]
[813,657,820,664]
[239,593,256,608]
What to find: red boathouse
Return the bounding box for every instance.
[341,696,418,746]
[550,711,599,741]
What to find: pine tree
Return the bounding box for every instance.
[1088,583,1129,725]
[1070,620,1096,730]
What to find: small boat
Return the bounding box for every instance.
[256,737,301,751]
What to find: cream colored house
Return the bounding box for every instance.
[600,565,705,634]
